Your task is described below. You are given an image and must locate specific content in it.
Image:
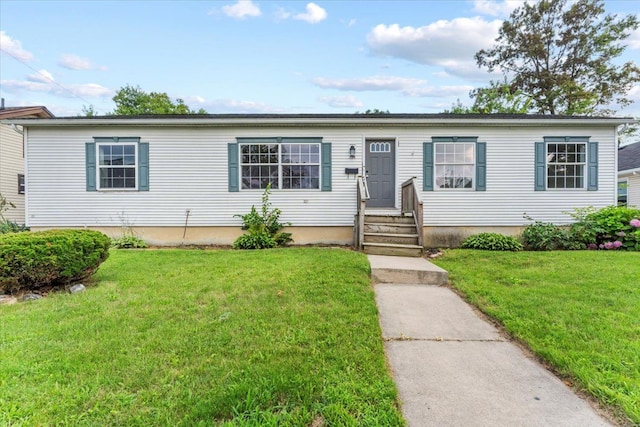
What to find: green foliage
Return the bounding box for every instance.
[461,233,523,251]
[110,235,148,249]
[355,109,391,114]
[0,220,29,234]
[234,184,292,249]
[444,80,532,114]
[569,205,640,250]
[521,219,574,251]
[111,84,207,115]
[474,0,640,115]
[0,229,110,294]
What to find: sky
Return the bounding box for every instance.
[1,0,639,117]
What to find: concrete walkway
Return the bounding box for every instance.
[369,255,615,427]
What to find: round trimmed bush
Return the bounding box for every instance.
[461,232,523,251]
[0,229,110,294]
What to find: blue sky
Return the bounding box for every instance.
[1,0,639,117]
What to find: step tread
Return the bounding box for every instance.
[364,232,419,238]
[364,222,416,227]
[363,242,423,249]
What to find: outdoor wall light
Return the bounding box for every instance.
[349,145,356,158]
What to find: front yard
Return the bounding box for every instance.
[432,250,640,425]
[0,248,404,426]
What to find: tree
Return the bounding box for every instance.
[111,85,207,115]
[80,104,97,117]
[444,80,532,114]
[355,109,390,115]
[474,0,640,115]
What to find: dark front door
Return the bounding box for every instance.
[366,139,395,208]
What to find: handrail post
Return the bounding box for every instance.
[355,176,369,250]
[401,177,424,251]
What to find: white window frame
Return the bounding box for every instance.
[239,142,321,190]
[96,142,138,191]
[546,142,587,190]
[434,142,476,190]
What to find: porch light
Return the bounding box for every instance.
[349,145,356,158]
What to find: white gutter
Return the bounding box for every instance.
[618,167,640,176]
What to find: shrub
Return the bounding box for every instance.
[0,229,110,294]
[233,184,292,249]
[580,206,640,251]
[0,220,29,234]
[461,233,523,251]
[521,220,574,251]
[111,235,148,249]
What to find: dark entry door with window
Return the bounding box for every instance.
[366,139,395,207]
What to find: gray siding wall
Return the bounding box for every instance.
[0,124,25,223]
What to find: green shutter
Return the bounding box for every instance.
[423,142,434,191]
[86,142,96,191]
[534,141,546,191]
[321,142,332,191]
[138,142,149,191]
[228,143,239,192]
[476,142,486,191]
[587,141,598,191]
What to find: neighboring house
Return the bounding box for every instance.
[0,102,54,223]
[618,141,640,208]
[10,114,633,248]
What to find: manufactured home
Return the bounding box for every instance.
[9,114,633,253]
[618,141,640,208]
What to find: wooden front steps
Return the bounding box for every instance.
[362,214,423,257]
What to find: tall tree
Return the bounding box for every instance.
[444,80,532,114]
[474,0,640,115]
[111,85,207,115]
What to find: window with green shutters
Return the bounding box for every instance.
[86,137,149,191]
[423,137,486,191]
[535,137,597,191]
[228,137,331,192]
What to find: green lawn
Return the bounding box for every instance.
[432,250,640,425]
[0,248,404,426]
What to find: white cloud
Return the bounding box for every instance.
[319,95,364,108]
[185,97,283,113]
[59,54,93,70]
[27,69,55,84]
[471,0,522,17]
[312,75,427,91]
[221,0,261,19]
[312,75,473,99]
[274,7,291,20]
[366,18,502,78]
[348,18,357,28]
[294,3,327,24]
[1,79,112,98]
[0,31,34,62]
[627,24,640,49]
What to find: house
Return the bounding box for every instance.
[8,114,634,251]
[0,101,54,223]
[618,141,640,208]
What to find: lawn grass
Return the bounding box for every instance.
[0,248,404,426]
[432,250,640,425]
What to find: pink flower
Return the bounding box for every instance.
[613,240,623,248]
[631,219,640,228]
[617,231,626,237]
[587,243,598,250]
[604,242,614,249]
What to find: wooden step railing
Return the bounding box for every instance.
[354,175,370,250]
[401,177,424,249]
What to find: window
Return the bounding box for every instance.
[535,137,597,191]
[85,137,149,192]
[546,143,586,189]
[423,137,486,191]
[97,143,137,189]
[618,179,628,206]
[18,174,25,194]
[435,143,475,189]
[236,138,323,190]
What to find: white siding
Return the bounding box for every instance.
[26,123,618,229]
[0,124,25,223]
[626,175,640,208]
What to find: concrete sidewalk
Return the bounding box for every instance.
[369,255,614,427]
